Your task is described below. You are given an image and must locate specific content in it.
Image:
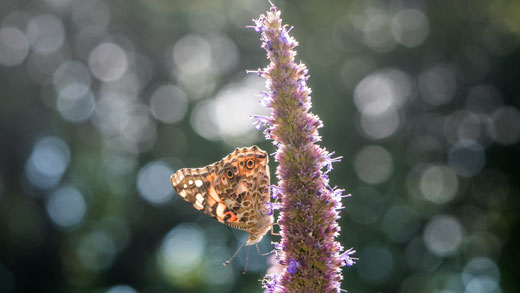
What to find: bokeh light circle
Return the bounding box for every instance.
[359,109,401,140]
[57,88,96,123]
[149,84,188,124]
[354,69,412,117]
[354,145,394,184]
[391,9,429,48]
[491,106,520,145]
[173,35,212,75]
[0,26,29,66]
[137,161,175,205]
[462,257,500,293]
[25,136,70,190]
[419,165,459,204]
[26,14,65,54]
[53,60,92,97]
[76,230,117,271]
[157,223,206,285]
[448,141,486,177]
[423,215,464,257]
[418,65,456,106]
[105,285,137,293]
[46,187,87,230]
[88,42,128,82]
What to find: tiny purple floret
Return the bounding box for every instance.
[287,258,300,274]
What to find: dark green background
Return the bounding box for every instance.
[0,0,519,292]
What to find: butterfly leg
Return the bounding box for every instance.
[256,242,274,256]
[255,222,281,257]
[242,246,250,275]
[223,240,246,267]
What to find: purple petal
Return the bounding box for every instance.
[287,258,300,274]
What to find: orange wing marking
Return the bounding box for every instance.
[224,211,239,222]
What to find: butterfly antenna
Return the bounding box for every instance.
[223,240,246,267]
[242,246,250,275]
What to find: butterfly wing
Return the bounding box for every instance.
[171,163,225,222]
[215,146,270,225]
[171,146,272,244]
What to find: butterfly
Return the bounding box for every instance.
[170,146,273,246]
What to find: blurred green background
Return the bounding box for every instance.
[1,0,519,292]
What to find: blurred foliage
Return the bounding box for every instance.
[0,0,519,292]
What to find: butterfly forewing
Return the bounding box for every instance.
[171,164,220,220]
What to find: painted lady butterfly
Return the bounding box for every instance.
[170,146,273,245]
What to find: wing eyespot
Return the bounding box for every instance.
[246,159,255,169]
[226,169,234,179]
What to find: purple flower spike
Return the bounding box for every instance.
[252,4,355,292]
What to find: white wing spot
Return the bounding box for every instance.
[188,180,193,185]
[183,184,188,188]
[217,203,226,219]
[196,193,204,203]
[195,179,203,187]
[179,190,187,198]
